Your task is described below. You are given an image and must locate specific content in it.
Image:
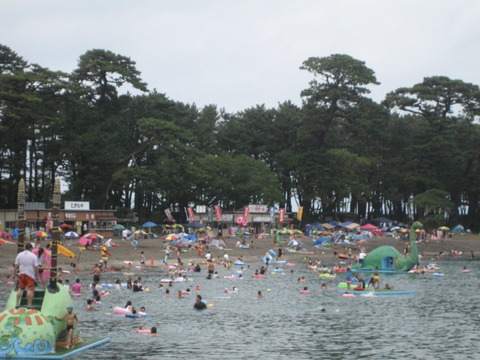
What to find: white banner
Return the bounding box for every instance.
[248,205,268,213]
[196,205,207,213]
[65,201,90,210]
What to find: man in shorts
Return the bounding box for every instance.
[15,243,39,309]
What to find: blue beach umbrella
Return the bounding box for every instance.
[142,222,157,228]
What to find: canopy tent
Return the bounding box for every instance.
[332,233,345,243]
[371,217,392,227]
[321,223,335,230]
[305,222,325,230]
[209,238,228,249]
[452,225,466,234]
[312,237,329,247]
[344,223,360,230]
[360,224,379,230]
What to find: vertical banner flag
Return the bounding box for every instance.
[269,207,275,223]
[279,208,285,223]
[243,206,250,223]
[296,206,303,221]
[214,205,222,221]
[187,207,196,222]
[164,209,173,221]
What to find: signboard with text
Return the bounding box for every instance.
[248,205,268,213]
[64,201,90,210]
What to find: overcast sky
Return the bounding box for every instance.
[2,0,479,113]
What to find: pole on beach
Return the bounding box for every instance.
[48,179,61,293]
[17,179,26,254]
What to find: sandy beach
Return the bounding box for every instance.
[1,232,479,279]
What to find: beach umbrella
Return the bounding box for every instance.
[32,231,49,238]
[83,233,104,240]
[142,221,157,228]
[438,226,450,231]
[134,230,148,236]
[288,239,300,246]
[78,237,92,246]
[279,229,292,235]
[113,224,125,230]
[172,224,184,229]
[292,229,303,235]
[64,231,80,238]
[0,238,14,244]
[164,234,180,241]
[78,233,104,246]
[61,223,73,229]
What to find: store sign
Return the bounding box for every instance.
[248,205,268,213]
[65,201,90,210]
[196,205,207,214]
[221,214,233,221]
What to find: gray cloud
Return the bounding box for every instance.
[2,0,479,112]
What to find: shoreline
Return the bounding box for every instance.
[1,234,479,279]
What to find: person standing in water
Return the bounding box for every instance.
[194,295,206,310]
[55,306,78,349]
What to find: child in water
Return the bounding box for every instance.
[55,306,78,349]
[85,299,100,311]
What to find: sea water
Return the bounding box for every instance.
[1,260,479,360]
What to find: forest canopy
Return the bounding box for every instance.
[1,45,480,229]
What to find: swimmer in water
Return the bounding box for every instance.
[85,299,100,311]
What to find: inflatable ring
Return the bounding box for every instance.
[113,307,131,314]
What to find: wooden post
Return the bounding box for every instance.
[17,179,26,254]
[48,179,61,293]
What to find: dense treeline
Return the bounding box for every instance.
[1,45,480,229]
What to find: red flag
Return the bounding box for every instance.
[214,205,222,221]
[279,208,285,223]
[243,206,250,222]
[187,207,196,222]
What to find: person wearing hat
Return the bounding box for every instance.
[55,306,78,349]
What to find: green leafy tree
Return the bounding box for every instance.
[296,54,379,223]
[384,76,480,225]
